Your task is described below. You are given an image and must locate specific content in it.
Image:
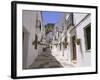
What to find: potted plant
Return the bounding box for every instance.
[76,38,80,45]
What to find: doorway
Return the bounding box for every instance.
[23,27,29,69]
[72,36,77,61]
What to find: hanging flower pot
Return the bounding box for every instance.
[76,38,80,45]
[63,42,68,48]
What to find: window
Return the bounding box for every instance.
[84,24,91,50]
[23,32,24,41]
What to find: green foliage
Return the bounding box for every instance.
[45,23,54,34]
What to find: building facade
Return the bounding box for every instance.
[22,10,45,69]
[52,12,91,67]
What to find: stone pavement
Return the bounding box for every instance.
[29,48,63,69]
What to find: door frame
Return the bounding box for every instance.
[71,35,77,61]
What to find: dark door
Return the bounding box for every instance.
[72,36,77,60]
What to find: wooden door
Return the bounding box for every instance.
[72,36,77,60]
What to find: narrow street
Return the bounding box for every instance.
[22,11,91,69]
[29,48,63,69]
[29,47,74,69]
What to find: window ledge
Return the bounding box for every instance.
[85,49,91,53]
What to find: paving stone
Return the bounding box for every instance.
[28,48,75,69]
[29,48,63,69]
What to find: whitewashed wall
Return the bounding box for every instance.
[23,10,41,68]
[75,14,91,66]
[52,13,91,67]
[73,13,88,26]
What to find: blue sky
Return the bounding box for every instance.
[42,11,62,25]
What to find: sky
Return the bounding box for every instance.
[42,11,62,25]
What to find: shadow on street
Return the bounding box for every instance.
[29,47,63,69]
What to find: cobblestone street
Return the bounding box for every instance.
[29,48,63,69]
[22,11,91,69]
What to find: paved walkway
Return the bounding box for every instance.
[29,48,63,69]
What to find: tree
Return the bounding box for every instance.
[45,23,54,34]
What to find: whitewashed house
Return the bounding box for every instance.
[52,12,91,67]
[72,13,91,66]
[22,10,45,69]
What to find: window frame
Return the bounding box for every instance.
[84,23,91,51]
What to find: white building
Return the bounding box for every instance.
[22,10,45,69]
[72,13,91,66]
[52,12,91,67]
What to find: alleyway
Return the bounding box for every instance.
[29,48,63,69]
[22,10,92,70]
